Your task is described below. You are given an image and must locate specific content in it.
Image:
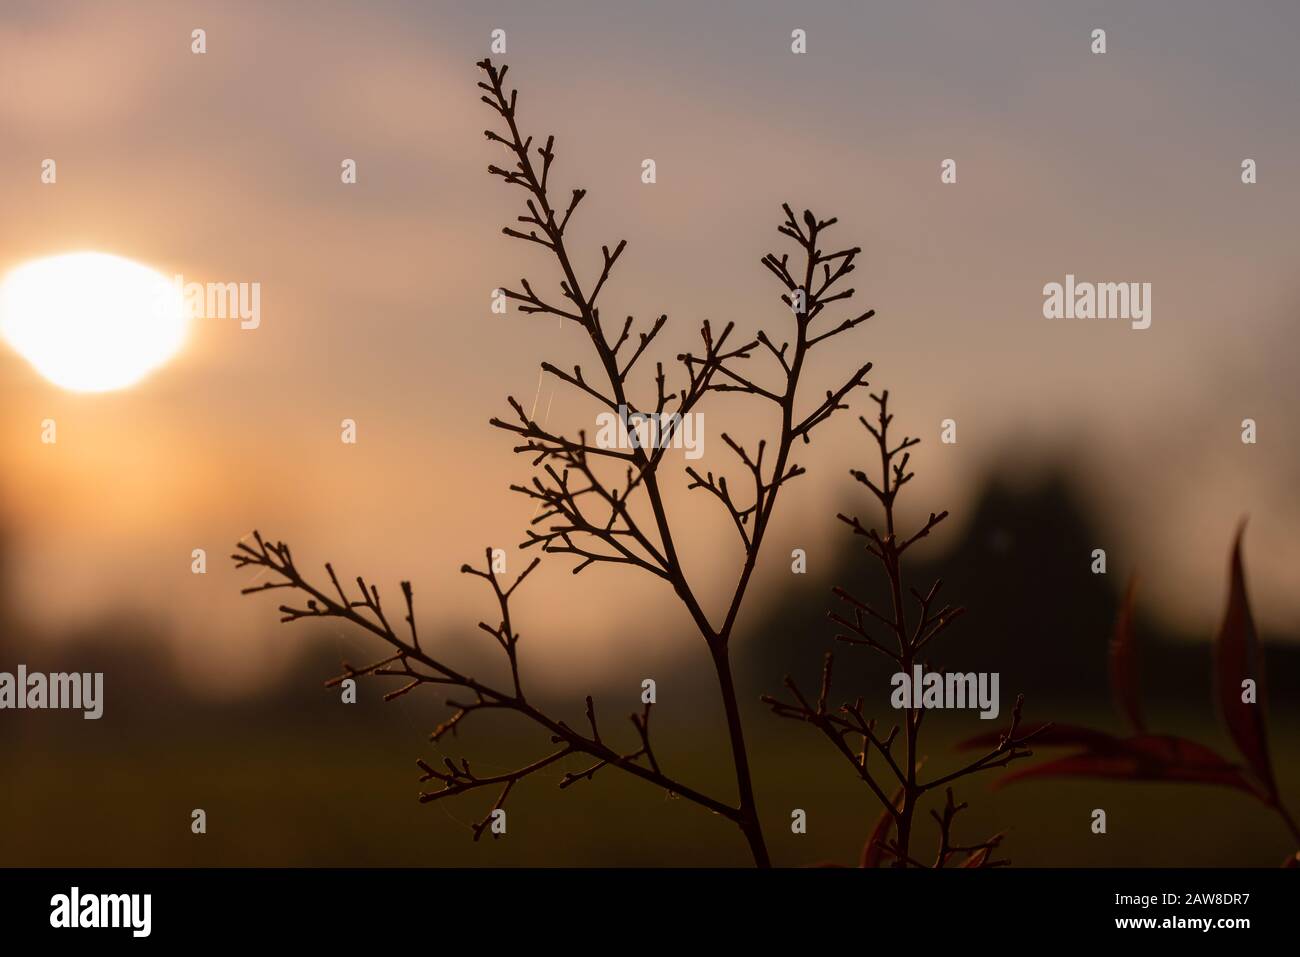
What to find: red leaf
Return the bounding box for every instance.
[961,833,1006,868]
[1213,523,1277,800]
[861,784,905,868]
[962,847,992,868]
[1108,576,1144,732]
[994,734,1260,797]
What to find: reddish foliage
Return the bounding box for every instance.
[1213,523,1277,800]
[861,785,905,868]
[957,526,1299,861]
[995,734,1257,796]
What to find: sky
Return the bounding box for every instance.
[1,0,1297,691]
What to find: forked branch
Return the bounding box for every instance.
[233,533,737,839]
[766,391,1037,866]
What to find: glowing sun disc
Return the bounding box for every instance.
[0,252,189,393]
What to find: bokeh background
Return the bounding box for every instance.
[1,0,1297,865]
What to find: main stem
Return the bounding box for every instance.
[706,254,815,868]
[496,81,771,866]
[711,641,771,866]
[878,402,920,866]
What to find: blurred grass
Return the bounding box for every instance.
[4,702,1296,867]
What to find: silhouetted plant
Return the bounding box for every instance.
[960,525,1300,865]
[764,391,1043,867]
[233,58,876,866]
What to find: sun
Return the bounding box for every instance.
[0,252,189,393]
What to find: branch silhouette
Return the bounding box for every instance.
[764,391,1042,866]
[233,536,736,839]
[233,58,876,866]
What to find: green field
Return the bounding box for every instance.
[5,704,1295,867]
